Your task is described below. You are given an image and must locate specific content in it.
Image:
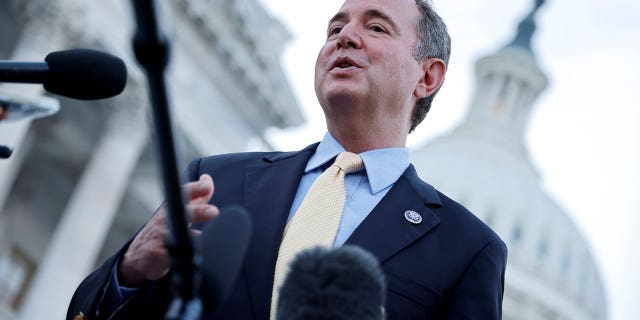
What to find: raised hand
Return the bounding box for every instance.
[118,174,218,286]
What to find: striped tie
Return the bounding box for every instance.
[270,151,364,319]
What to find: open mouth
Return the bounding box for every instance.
[332,57,360,70]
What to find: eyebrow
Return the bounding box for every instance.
[328,12,347,28]
[328,9,400,34]
[363,9,399,33]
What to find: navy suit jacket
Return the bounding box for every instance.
[68,143,507,319]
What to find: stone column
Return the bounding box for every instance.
[0,0,80,207]
[0,2,72,307]
[17,88,149,320]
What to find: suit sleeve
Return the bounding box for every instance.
[444,238,508,320]
[66,245,129,320]
[66,159,204,319]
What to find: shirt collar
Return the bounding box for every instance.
[306,132,410,194]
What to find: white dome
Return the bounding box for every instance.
[411,5,607,316]
[412,133,607,319]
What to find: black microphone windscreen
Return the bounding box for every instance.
[277,246,386,320]
[198,205,253,315]
[44,49,127,100]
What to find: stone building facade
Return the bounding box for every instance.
[0,1,303,319]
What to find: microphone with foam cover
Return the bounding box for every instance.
[0,49,127,100]
[44,49,127,100]
[276,245,386,320]
[198,205,253,315]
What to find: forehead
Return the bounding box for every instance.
[336,0,421,27]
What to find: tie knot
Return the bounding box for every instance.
[333,152,364,174]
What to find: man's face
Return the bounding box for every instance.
[314,0,425,129]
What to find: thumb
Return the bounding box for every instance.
[189,174,214,204]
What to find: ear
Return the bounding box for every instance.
[414,58,446,99]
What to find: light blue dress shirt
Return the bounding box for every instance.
[288,132,410,246]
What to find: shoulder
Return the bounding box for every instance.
[436,192,507,263]
[185,143,319,182]
[436,190,504,247]
[199,150,277,166]
[185,151,276,181]
[416,179,508,274]
[404,164,505,250]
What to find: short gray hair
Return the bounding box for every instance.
[410,0,451,132]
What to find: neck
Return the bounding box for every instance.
[327,120,408,154]
[321,95,413,153]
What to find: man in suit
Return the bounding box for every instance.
[68,0,507,319]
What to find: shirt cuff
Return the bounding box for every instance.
[111,257,141,300]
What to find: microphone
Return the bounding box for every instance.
[198,205,253,315]
[0,49,127,100]
[276,246,386,320]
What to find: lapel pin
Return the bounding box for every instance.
[404,210,422,225]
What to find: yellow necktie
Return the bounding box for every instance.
[270,152,364,319]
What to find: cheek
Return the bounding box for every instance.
[379,57,413,87]
[396,56,423,89]
[397,62,415,84]
[314,46,331,96]
[316,43,333,66]
[378,49,412,76]
[315,46,331,78]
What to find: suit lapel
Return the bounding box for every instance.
[241,144,318,316]
[346,165,442,263]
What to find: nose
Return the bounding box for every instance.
[337,23,362,49]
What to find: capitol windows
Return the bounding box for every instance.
[578,266,589,301]
[510,222,523,245]
[536,238,548,261]
[560,250,571,276]
[491,75,510,117]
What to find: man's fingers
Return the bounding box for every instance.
[120,222,171,285]
[184,174,214,204]
[188,203,219,223]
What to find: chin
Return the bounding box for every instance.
[321,84,366,106]
[324,92,361,108]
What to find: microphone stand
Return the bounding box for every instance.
[130,1,202,319]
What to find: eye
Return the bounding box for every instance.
[328,26,343,37]
[369,24,386,33]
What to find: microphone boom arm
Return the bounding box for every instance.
[0,62,48,84]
